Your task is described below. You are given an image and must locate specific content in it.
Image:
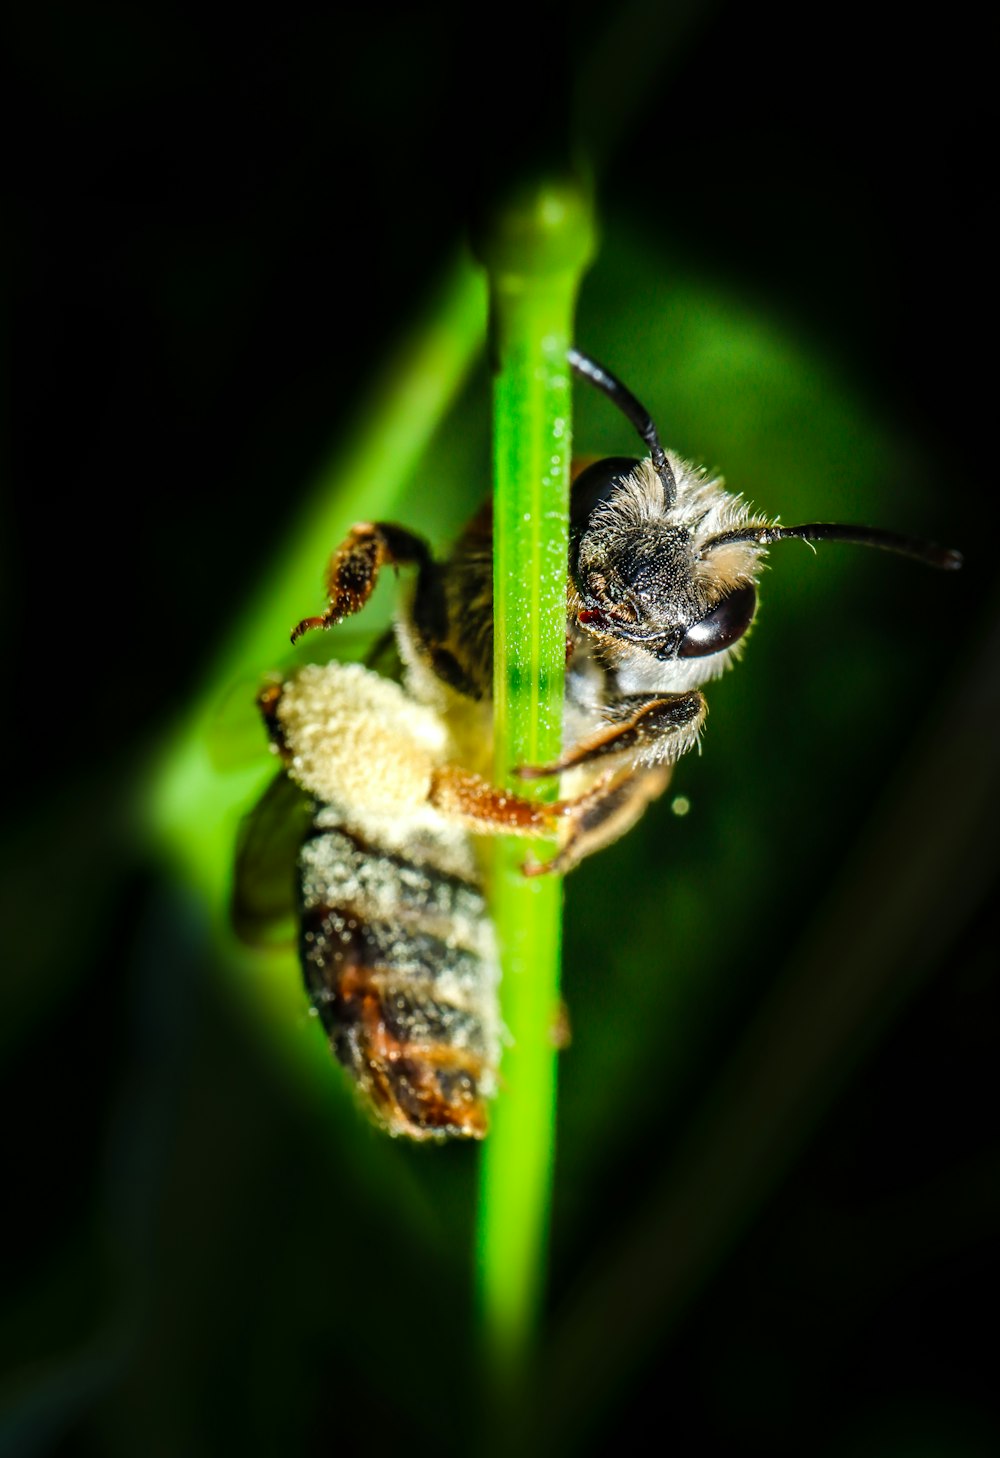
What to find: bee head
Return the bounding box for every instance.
[570,455,762,668]
[566,348,961,680]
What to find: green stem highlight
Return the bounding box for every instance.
[473,181,594,1395]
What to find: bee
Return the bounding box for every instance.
[235,348,961,1141]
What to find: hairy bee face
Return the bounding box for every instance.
[570,455,768,692]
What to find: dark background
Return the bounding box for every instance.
[4,3,997,1456]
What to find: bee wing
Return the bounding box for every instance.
[231,772,314,949]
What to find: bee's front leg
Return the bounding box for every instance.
[291,522,433,644]
[516,691,706,778]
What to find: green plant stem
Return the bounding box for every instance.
[474,182,593,1397]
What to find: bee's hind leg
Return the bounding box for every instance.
[428,761,672,880]
[428,768,565,836]
[512,692,705,876]
[290,522,434,645]
[522,764,672,877]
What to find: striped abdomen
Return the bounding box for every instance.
[298,817,500,1140]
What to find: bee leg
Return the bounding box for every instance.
[428,768,565,836]
[516,691,706,778]
[523,765,672,877]
[429,762,670,879]
[291,522,434,644]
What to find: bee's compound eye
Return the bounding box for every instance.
[678,584,757,658]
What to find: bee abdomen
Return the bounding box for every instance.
[298,826,499,1140]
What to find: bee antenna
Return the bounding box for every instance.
[569,347,677,507]
[704,521,963,570]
